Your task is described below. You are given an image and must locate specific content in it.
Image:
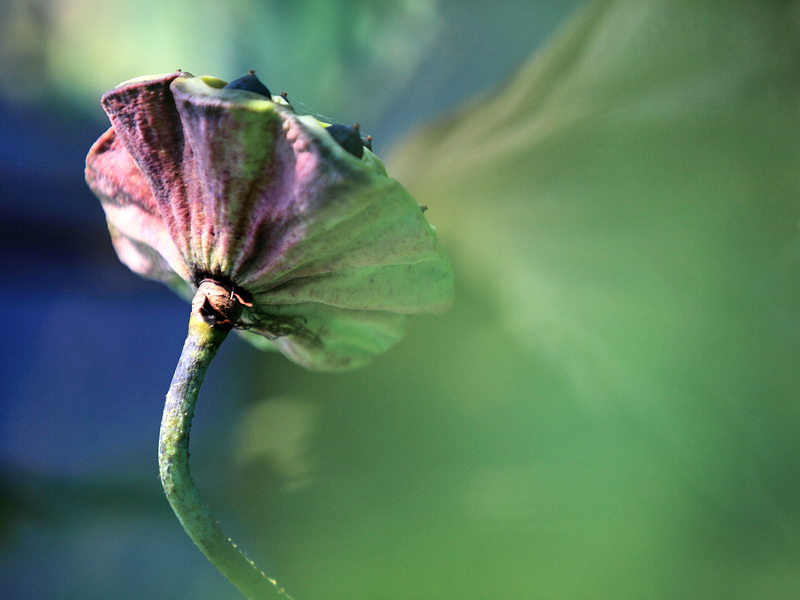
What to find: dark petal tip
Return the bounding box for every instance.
[326,124,364,159]
[223,71,273,98]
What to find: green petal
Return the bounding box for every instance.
[241,303,410,371]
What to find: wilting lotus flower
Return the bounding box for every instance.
[86,70,453,370]
[85,70,453,600]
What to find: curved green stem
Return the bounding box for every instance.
[159,293,290,600]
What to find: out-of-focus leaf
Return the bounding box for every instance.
[337,0,800,596]
[392,0,800,472]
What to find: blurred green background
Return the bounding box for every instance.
[2,1,800,599]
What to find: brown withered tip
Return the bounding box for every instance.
[191,280,245,329]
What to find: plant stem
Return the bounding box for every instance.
[159,283,290,600]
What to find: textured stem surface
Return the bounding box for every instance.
[159,285,289,600]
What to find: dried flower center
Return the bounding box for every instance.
[191,279,246,330]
